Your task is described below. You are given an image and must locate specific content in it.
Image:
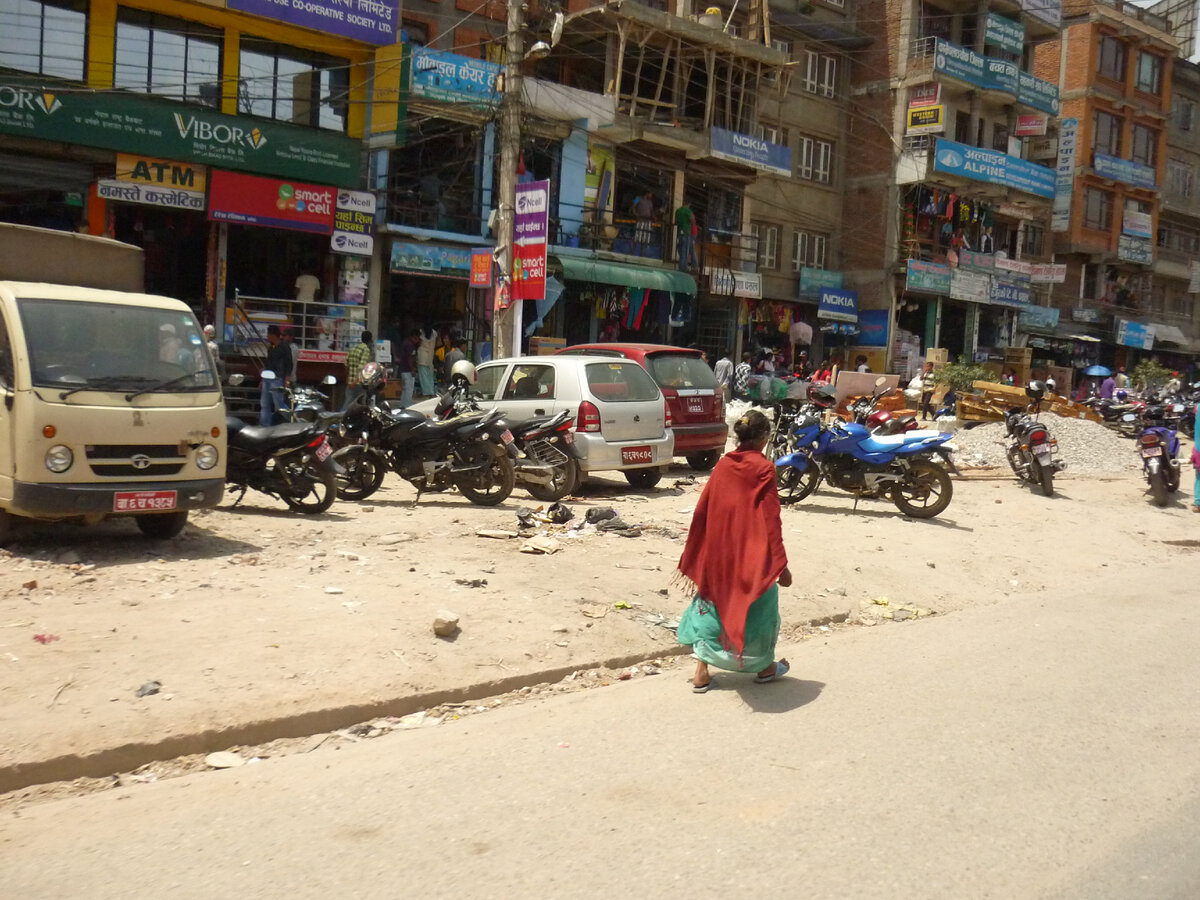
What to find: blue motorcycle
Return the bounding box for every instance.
[1137,401,1181,507]
[774,414,956,519]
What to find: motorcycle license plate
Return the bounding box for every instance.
[113,490,176,512]
[622,446,653,465]
[1142,447,1162,457]
[315,438,333,462]
[1033,444,1052,456]
[563,431,574,444]
[500,429,514,445]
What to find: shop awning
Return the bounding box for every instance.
[552,256,696,296]
[1150,323,1189,347]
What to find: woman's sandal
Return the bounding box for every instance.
[692,679,715,693]
[754,659,790,684]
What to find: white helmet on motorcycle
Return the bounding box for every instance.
[451,359,477,385]
[359,361,387,391]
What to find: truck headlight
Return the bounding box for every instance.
[195,443,219,470]
[45,444,73,473]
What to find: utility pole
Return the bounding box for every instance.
[493,0,525,359]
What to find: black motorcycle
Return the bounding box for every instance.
[331,384,516,506]
[1003,381,1065,497]
[225,417,341,514]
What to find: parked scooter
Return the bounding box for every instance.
[224,372,342,514]
[1003,381,1066,497]
[1137,401,1182,507]
[278,375,338,423]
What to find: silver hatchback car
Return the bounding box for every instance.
[416,354,674,488]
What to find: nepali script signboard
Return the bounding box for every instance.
[410,47,500,107]
[227,0,398,45]
[513,180,549,302]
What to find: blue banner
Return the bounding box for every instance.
[818,288,859,323]
[228,0,397,45]
[1093,153,1157,190]
[799,267,843,297]
[410,47,500,107]
[1018,305,1060,331]
[1116,319,1154,350]
[710,127,792,177]
[990,279,1032,308]
[906,259,951,295]
[933,39,1057,114]
[934,138,1055,199]
[1016,70,1060,115]
[984,58,1018,95]
[390,241,472,275]
[857,308,890,347]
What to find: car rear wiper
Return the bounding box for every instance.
[125,369,213,401]
[58,375,148,400]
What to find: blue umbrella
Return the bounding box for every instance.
[1083,365,1111,377]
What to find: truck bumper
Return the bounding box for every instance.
[11,478,225,518]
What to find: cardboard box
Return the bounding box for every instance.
[528,336,566,356]
[1004,346,1033,365]
[926,348,950,366]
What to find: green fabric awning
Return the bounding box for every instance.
[552,255,696,296]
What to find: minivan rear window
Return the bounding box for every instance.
[584,362,660,402]
[646,353,718,390]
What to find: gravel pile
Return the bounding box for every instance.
[946,416,1141,474]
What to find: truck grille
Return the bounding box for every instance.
[85,444,186,478]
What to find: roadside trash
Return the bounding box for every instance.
[324,586,344,595]
[557,742,570,749]
[396,711,443,729]
[204,751,245,769]
[614,601,633,610]
[871,596,890,606]
[135,680,162,697]
[32,634,60,644]
[433,610,460,637]
[585,506,618,524]
[618,671,632,681]
[477,529,519,539]
[637,613,680,630]
[596,517,630,531]
[520,536,562,555]
[455,578,488,588]
[546,502,574,524]
[516,508,537,528]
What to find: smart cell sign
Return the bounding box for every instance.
[513,179,549,302]
[818,288,859,323]
[208,171,336,234]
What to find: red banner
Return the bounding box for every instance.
[208,171,335,234]
[470,248,493,286]
[512,180,548,302]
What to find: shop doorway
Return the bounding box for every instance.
[111,206,208,305]
[939,299,967,360]
[225,225,330,301]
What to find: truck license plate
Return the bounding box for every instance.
[622,446,653,465]
[113,490,177,512]
[315,438,333,461]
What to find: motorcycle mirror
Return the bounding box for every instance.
[874,376,887,388]
[322,375,338,385]
[228,373,245,387]
[260,369,277,381]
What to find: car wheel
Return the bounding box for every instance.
[685,450,720,471]
[624,467,663,489]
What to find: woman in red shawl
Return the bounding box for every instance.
[677,410,792,692]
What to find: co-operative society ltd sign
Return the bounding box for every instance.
[227,0,398,45]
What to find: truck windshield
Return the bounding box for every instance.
[18,298,216,393]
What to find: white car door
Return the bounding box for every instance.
[494,362,561,424]
[470,362,510,412]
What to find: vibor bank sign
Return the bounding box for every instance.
[0,81,358,187]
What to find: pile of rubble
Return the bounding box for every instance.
[947,416,1141,474]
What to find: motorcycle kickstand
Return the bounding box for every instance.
[230,485,248,508]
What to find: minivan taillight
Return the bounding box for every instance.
[577,401,601,433]
[664,399,672,429]
[713,389,724,421]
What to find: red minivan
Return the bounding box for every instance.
[558,343,728,470]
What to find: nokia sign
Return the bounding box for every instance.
[818,288,859,323]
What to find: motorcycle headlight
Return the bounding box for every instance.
[45,444,73,473]
[195,443,219,470]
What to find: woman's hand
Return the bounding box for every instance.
[778,567,793,588]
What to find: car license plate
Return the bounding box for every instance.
[687,398,704,413]
[315,438,333,461]
[1142,447,1162,457]
[113,490,177,512]
[622,446,653,465]
[1033,444,1052,456]
[500,429,514,445]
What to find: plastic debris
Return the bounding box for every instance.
[584,507,618,524]
[613,601,633,610]
[32,634,60,644]
[546,502,574,524]
[135,680,162,697]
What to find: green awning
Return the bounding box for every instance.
[552,255,696,296]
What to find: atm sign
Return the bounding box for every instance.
[116,153,207,192]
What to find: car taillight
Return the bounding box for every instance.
[577,401,601,433]
[664,399,672,429]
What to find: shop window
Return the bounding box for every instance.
[114,9,222,106]
[1135,51,1163,95]
[1177,100,1195,132]
[953,109,972,145]
[387,120,485,234]
[796,135,834,183]
[1097,35,1126,82]
[992,124,1009,153]
[1092,109,1122,156]
[1083,187,1113,231]
[238,40,350,132]
[754,223,778,269]
[792,230,828,272]
[1022,223,1044,258]
[1168,160,1193,199]
[803,50,837,98]
[1131,123,1158,168]
[0,0,86,81]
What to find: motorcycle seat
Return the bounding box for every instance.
[858,434,908,452]
[230,420,319,451]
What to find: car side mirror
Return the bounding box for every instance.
[228,373,246,387]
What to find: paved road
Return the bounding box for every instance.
[4,568,1199,899]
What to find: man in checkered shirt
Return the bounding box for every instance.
[343,330,374,408]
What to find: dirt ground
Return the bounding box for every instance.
[3,456,1199,792]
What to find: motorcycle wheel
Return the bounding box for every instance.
[1005,445,1025,479]
[1150,471,1168,507]
[776,463,818,504]
[283,462,338,514]
[334,446,386,501]
[527,457,579,503]
[456,439,515,506]
[891,459,953,519]
[1033,460,1054,497]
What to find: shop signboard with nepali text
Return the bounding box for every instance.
[0,81,358,187]
[98,179,205,211]
[227,0,398,45]
[799,267,842,298]
[331,189,376,256]
[513,179,549,302]
[984,13,1024,54]
[390,242,472,277]
[949,269,991,304]
[1018,305,1060,331]
[990,279,1032,308]
[1116,319,1154,350]
[208,171,335,234]
[470,249,493,287]
[410,47,500,107]
[1094,154,1156,190]
[933,138,1055,199]
[906,259,951,295]
[1052,117,1078,231]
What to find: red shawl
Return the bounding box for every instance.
[678,449,788,655]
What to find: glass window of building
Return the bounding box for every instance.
[756,224,779,269]
[238,39,350,131]
[1092,109,1122,156]
[1083,187,1113,231]
[1097,35,1126,82]
[1135,52,1162,95]
[113,9,222,106]
[1131,123,1158,168]
[792,230,828,271]
[0,0,86,81]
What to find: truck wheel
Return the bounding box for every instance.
[0,510,12,546]
[136,511,188,539]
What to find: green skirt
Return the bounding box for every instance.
[676,584,780,673]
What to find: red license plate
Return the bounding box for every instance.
[501,429,514,445]
[113,490,177,512]
[315,438,333,461]
[622,446,653,465]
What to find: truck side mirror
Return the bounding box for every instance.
[228,373,245,387]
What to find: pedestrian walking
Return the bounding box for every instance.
[734,353,752,400]
[259,324,292,426]
[416,326,437,396]
[676,410,793,693]
[343,330,374,409]
[397,328,418,408]
[443,336,467,382]
[914,361,936,421]
[713,348,733,402]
